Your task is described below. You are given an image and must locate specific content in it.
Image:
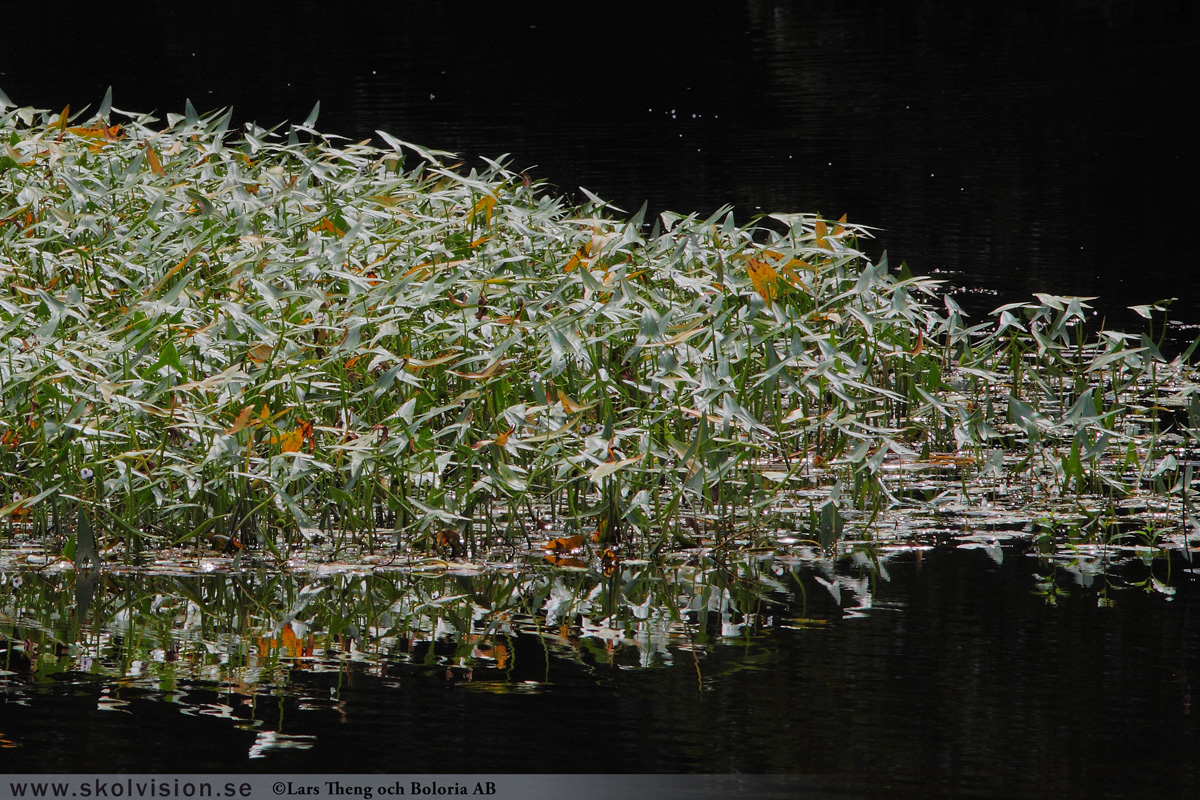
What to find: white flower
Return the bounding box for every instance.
[80,467,94,480]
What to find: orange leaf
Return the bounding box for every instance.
[747,258,781,308]
[226,405,259,434]
[907,330,924,355]
[833,213,847,237]
[247,343,274,363]
[272,427,305,453]
[145,146,167,177]
[470,195,496,225]
[541,534,585,554]
[495,429,512,447]
[564,252,581,273]
[557,390,595,413]
[814,218,829,249]
[299,419,315,449]
[67,123,124,142]
[311,216,346,237]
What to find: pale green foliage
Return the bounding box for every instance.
[1,100,1198,559]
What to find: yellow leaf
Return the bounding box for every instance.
[833,213,847,238]
[67,123,124,142]
[271,427,305,453]
[746,258,781,308]
[52,105,70,135]
[778,260,812,290]
[470,195,496,225]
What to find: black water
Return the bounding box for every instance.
[2,545,1198,798]
[3,1,1200,794]
[1,1,1197,325]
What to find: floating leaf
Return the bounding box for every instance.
[542,535,585,554]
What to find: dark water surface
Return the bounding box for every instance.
[3,2,1200,795]
[2,544,1198,797]
[1,1,1197,324]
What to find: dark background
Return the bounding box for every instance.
[1,0,1197,326]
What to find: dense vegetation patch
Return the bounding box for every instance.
[2,97,1199,568]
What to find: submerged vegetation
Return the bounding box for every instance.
[2,95,1200,576]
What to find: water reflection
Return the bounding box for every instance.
[2,542,1196,792]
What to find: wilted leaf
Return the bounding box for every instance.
[747,258,781,308]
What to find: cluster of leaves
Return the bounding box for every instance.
[2,96,1198,563]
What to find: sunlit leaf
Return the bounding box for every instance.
[589,455,642,483]
[746,258,781,308]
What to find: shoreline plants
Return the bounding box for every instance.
[2,94,1200,569]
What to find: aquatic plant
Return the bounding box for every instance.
[2,93,1199,566]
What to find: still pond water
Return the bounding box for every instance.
[2,543,1198,797]
[2,1,1199,796]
